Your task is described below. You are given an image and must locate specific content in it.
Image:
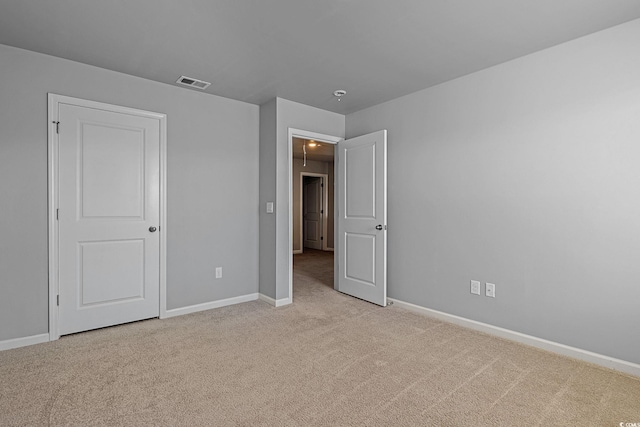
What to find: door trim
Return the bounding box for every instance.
[288,128,342,303]
[47,94,168,341]
[299,172,329,253]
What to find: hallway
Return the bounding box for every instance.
[293,249,334,299]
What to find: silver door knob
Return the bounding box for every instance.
[375,225,383,230]
[149,226,157,232]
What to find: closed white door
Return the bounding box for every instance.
[337,130,387,306]
[57,101,161,335]
[303,177,323,250]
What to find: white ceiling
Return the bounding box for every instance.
[1,1,639,114]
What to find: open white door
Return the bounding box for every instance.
[337,130,387,306]
[54,98,162,336]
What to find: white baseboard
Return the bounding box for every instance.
[163,293,259,319]
[259,293,292,307]
[0,333,50,351]
[389,298,640,378]
[325,247,334,252]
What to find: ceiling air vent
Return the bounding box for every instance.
[176,75,211,90]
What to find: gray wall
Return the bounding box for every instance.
[326,161,334,249]
[258,99,277,299]
[0,44,259,341]
[292,158,334,252]
[259,98,344,301]
[346,20,640,364]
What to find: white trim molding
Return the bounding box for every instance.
[164,293,259,318]
[389,298,640,378]
[0,334,49,352]
[259,294,292,307]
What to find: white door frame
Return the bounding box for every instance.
[47,93,168,341]
[299,172,329,253]
[288,128,342,302]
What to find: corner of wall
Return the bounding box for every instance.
[258,99,278,299]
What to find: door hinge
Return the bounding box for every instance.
[56,295,59,306]
[56,209,59,220]
[52,121,60,134]
[321,236,323,240]
[321,209,323,214]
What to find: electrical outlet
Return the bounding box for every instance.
[485,282,495,298]
[470,280,481,295]
[215,267,223,279]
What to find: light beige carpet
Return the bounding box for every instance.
[1,249,639,426]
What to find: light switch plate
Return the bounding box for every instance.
[470,280,481,295]
[266,202,274,214]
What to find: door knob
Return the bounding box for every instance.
[375,224,383,230]
[149,226,157,232]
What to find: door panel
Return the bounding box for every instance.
[79,239,145,305]
[58,103,160,335]
[81,125,144,218]
[345,233,375,285]
[345,144,375,218]
[338,130,387,306]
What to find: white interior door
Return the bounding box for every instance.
[337,130,387,306]
[57,101,161,335]
[303,177,323,250]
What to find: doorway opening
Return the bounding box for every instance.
[293,138,334,296]
[299,173,330,252]
[288,129,341,302]
[287,128,387,306]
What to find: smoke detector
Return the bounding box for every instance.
[333,89,346,100]
[176,76,211,90]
